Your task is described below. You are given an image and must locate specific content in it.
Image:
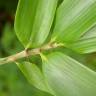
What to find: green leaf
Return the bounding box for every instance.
[16,61,54,95]
[68,25,96,53]
[52,0,96,44]
[43,52,96,96]
[14,0,58,48]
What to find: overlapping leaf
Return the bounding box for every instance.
[52,0,96,44]
[15,0,58,48]
[43,52,96,96]
[16,62,54,95]
[68,25,96,53]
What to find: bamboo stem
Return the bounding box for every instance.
[0,42,62,65]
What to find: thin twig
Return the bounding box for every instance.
[0,42,63,65]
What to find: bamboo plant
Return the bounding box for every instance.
[0,0,96,96]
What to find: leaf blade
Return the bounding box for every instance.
[43,52,96,96]
[15,0,58,48]
[68,25,96,53]
[16,61,53,94]
[52,0,96,44]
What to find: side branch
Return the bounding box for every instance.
[0,42,62,65]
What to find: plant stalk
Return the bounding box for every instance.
[0,42,62,65]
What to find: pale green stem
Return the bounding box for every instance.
[0,42,62,65]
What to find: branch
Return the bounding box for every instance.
[0,42,63,65]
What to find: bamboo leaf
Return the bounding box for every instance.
[14,0,58,48]
[16,61,53,94]
[69,25,96,53]
[52,0,96,44]
[43,52,96,96]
